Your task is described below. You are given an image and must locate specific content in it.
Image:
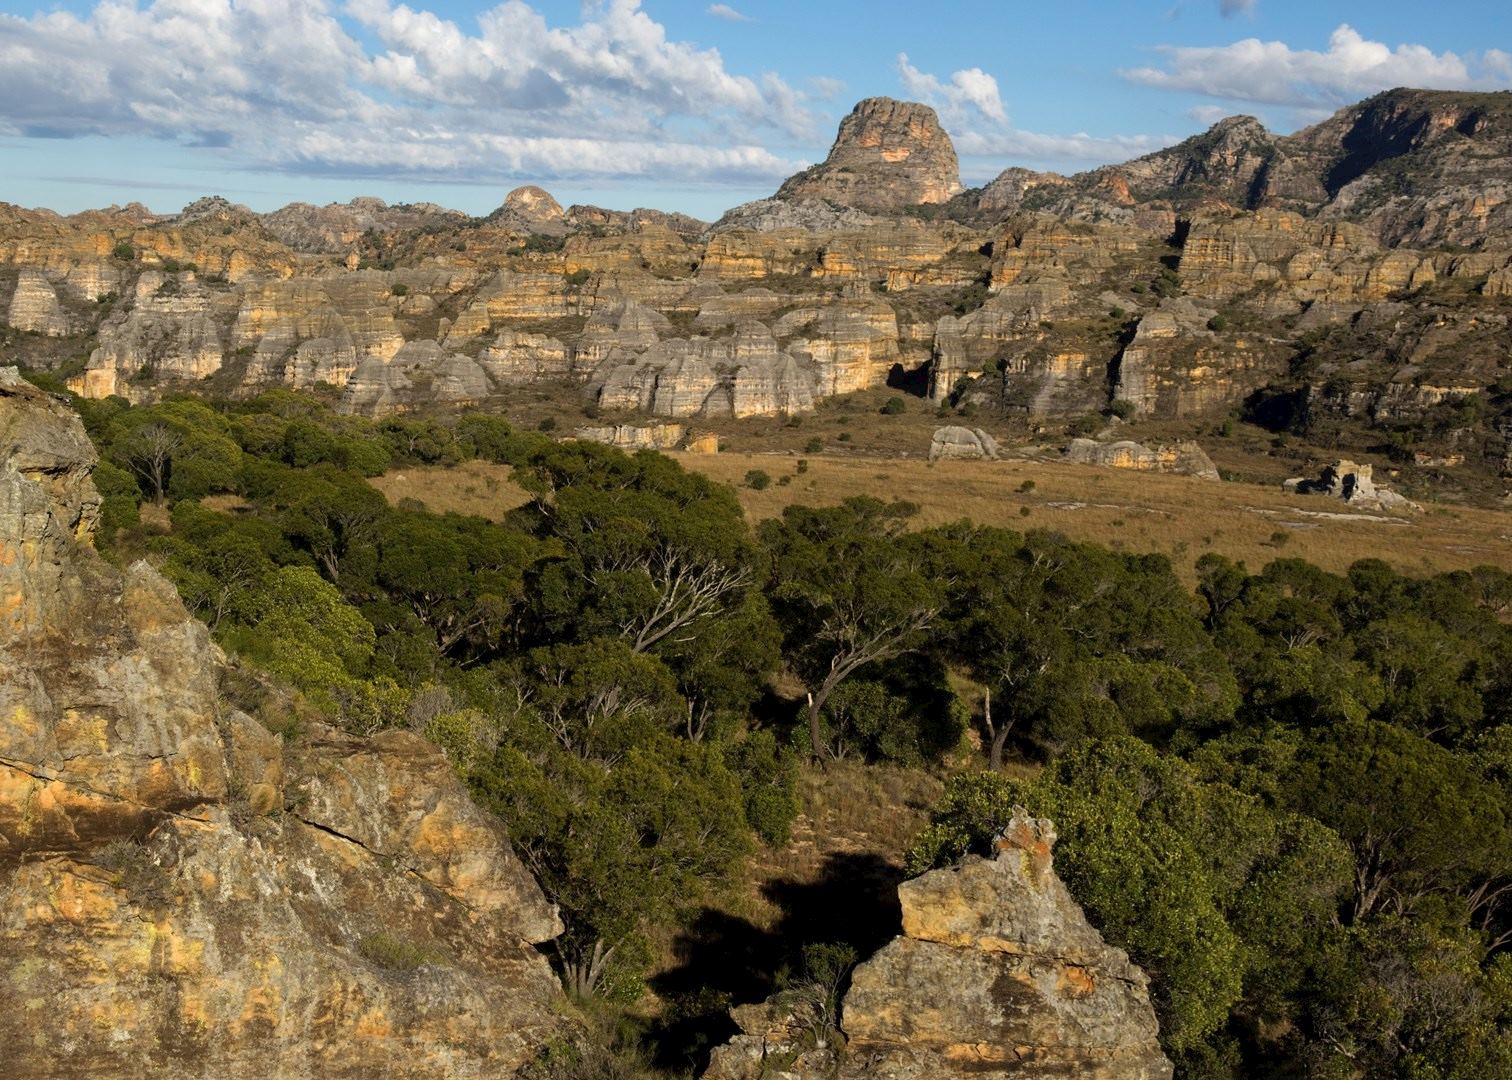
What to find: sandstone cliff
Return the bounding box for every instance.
[3,90,1510,483]
[0,368,567,1077]
[705,810,1172,1079]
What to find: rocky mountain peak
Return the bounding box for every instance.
[777,96,963,211]
[503,184,566,225]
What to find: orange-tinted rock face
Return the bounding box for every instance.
[777,97,963,211]
[706,809,1173,1080]
[0,370,567,1077]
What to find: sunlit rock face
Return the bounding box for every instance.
[705,809,1173,1080]
[0,369,567,1078]
[777,97,964,211]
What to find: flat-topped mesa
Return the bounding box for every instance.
[778,97,963,211]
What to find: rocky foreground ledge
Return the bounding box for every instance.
[706,810,1172,1079]
[0,367,565,1077]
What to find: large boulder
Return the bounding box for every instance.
[706,809,1172,1079]
[0,368,567,1077]
[1284,458,1423,512]
[929,425,1000,461]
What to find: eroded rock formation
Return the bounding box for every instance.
[706,809,1172,1079]
[777,97,963,211]
[1284,458,1423,512]
[2,89,1510,477]
[0,368,567,1077]
[1064,437,1219,479]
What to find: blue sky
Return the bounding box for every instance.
[1,0,1509,219]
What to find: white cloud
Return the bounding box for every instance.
[897,53,1007,124]
[808,76,846,101]
[707,3,750,22]
[957,129,1178,166]
[895,54,1173,172]
[1125,24,1512,108]
[0,0,810,185]
[1188,104,1232,125]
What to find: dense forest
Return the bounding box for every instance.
[39,375,1512,1079]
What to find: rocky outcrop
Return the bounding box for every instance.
[1284,459,1423,512]
[6,267,70,336]
[574,422,689,451]
[777,98,963,212]
[1065,437,1219,479]
[0,369,567,1077]
[706,809,1172,1079]
[929,425,1000,461]
[493,185,567,235]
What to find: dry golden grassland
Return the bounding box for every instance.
[369,445,1509,584]
[673,450,1512,583]
[368,457,531,520]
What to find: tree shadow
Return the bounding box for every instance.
[644,850,905,1073]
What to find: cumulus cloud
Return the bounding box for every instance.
[1125,24,1512,108]
[897,53,1007,124]
[707,3,750,22]
[0,0,811,184]
[894,54,1173,172]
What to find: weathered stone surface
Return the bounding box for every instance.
[929,425,1000,461]
[1284,459,1423,512]
[6,267,69,336]
[574,423,687,451]
[706,810,1172,1079]
[1065,437,1219,479]
[777,98,963,211]
[0,372,566,1077]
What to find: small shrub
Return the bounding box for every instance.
[564,269,592,287]
[744,469,772,491]
[880,396,906,416]
[795,459,809,474]
[111,241,135,261]
[1017,479,1036,494]
[837,432,852,442]
[804,438,824,454]
[1069,414,1101,437]
[777,474,792,486]
[1019,506,1032,517]
[390,283,409,297]
[537,417,558,433]
[1269,530,1292,547]
[1207,314,1229,333]
[1108,399,1136,421]
[359,931,444,971]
